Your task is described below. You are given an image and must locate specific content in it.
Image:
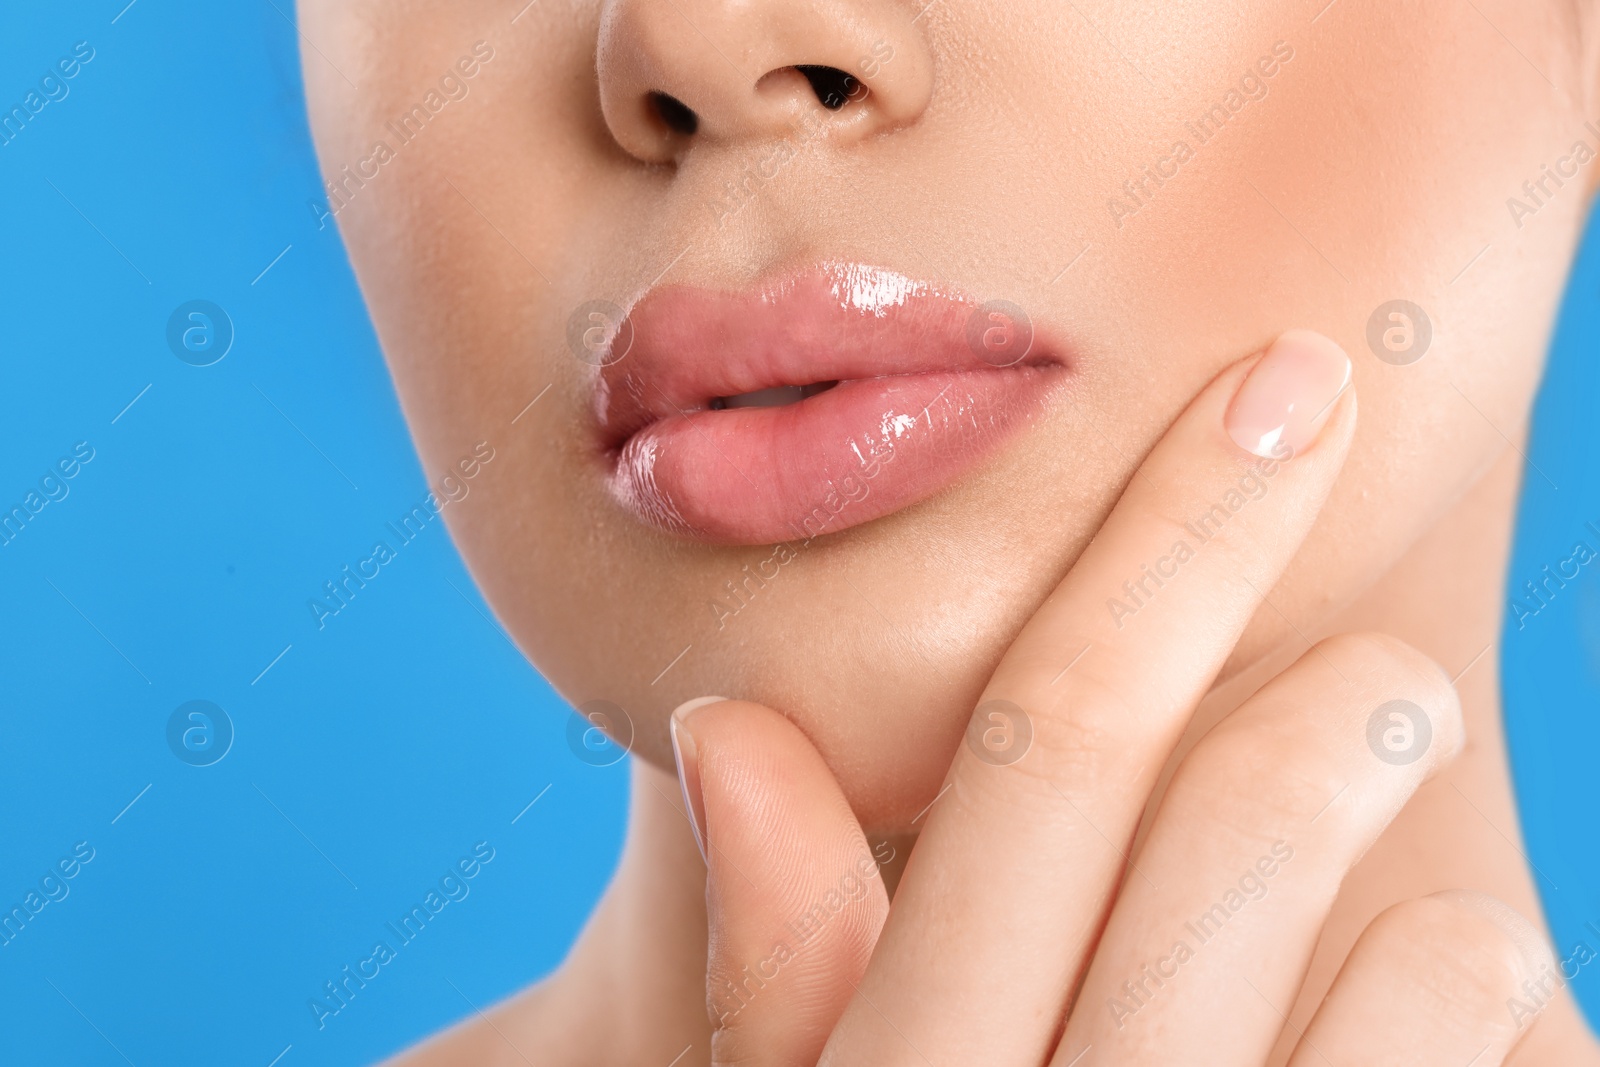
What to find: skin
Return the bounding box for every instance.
[294,0,1600,1061]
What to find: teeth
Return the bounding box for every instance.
[714,382,837,410]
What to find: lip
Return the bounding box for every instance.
[591,263,1070,544]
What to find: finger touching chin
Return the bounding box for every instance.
[673,697,890,1067]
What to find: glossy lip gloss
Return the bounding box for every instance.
[591,263,1071,545]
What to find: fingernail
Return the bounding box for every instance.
[669,697,726,865]
[1225,329,1352,459]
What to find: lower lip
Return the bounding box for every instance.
[609,364,1063,544]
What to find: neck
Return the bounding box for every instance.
[545,758,713,1064]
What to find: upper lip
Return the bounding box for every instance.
[591,262,1065,451]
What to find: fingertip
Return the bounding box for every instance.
[1225,328,1354,459]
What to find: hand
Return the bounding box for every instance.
[670,329,1552,1066]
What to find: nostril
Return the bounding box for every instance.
[794,65,863,110]
[649,91,699,136]
[597,2,932,163]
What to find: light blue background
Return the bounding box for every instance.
[0,3,1595,1063]
[0,4,625,1064]
[1505,166,1600,1010]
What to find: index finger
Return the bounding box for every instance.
[822,330,1356,1065]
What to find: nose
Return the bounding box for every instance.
[596,0,934,164]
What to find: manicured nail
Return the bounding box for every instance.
[1225,329,1351,459]
[669,697,726,865]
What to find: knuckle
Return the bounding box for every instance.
[1177,725,1350,836]
[1014,668,1154,788]
[1314,631,1465,767]
[1319,631,1461,718]
[1317,631,1442,694]
[1363,892,1551,1029]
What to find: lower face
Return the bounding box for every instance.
[301,0,1584,831]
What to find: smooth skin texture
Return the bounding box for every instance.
[292,0,1600,1062]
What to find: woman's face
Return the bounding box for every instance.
[301,0,1587,830]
